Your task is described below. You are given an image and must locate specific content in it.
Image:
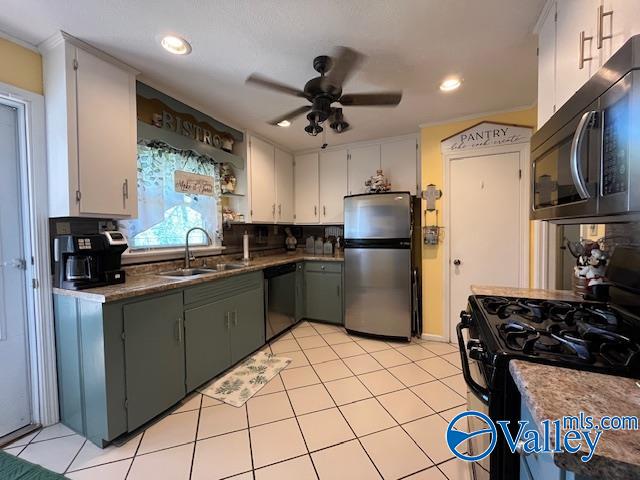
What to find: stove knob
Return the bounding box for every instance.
[459,311,472,326]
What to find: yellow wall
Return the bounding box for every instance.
[421,107,537,336]
[0,37,43,94]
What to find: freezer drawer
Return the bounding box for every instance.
[344,247,411,339]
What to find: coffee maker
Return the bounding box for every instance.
[54,232,128,290]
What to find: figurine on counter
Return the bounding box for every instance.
[285,227,297,252]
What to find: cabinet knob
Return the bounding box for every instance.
[597,5,613,49]
[314,206,318,216]
[579,30,594,70]
[453,259,462,266]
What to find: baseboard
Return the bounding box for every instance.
[420,333,448,343]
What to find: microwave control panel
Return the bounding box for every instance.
[602,100,629,196]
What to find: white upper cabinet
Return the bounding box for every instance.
[555,0,600,108]
[319,149,348,224]
[537,2,557,127]
[600,0,640,63]
[294,153,320,224]
[249,136,276,222]
[275,148,294,223]
[75,49,137,217]
[41,33,138,218]
[537,0,640,127]
[347,144,381,195]
[381,138,418,194]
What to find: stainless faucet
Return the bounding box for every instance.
[185,227,212,269]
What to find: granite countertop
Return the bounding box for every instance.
[471,285,584,302]
[53,250,343,303]
[510,360,640,479]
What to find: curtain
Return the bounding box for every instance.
[120,142,221,249]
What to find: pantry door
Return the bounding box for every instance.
[446,143,530,341]
[0,102,32,437]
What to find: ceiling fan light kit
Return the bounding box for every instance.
[246,46,403,137]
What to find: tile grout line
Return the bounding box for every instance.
[187,394,203,480]
[63,438,87,474]
[124,427,147,480]
[299,330,384,480]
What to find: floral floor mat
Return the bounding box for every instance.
[198,351,291,407]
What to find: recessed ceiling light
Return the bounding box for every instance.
[276,120,291,128]
[440,77,462,92]
[161,35,192,55]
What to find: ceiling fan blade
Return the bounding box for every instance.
[327,46,365,87]
[268,105,311,126]
[339,92,403,106]
[246,73,306,98]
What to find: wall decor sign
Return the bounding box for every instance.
[136,82,243,152]
[174,170,214,196]
[440,121,532,153]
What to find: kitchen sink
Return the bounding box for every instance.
[214,263,246,271]
[158,268,218,277]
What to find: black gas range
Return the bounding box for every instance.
[457,246,640,480]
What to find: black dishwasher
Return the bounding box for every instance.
[264,263,297,341]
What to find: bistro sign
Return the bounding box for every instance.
[441,122,532,153]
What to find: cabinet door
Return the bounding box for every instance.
[295,263,305,322]
[537,3,557,127]
[347,144,380,195]
[294,152,320,224]
[123,293,185,430]
[229,287,265,364]
[319,149,348,224]
[275,148,294,223]
[304,272,343,324]
[184,300,231,392]
[76,47,137,217]
[250,136,276,222]
[601,0,640,63]
[381,139,418,194]
[555,0,600,108]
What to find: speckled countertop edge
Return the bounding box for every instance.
[510,360,640,479]
[53,252,343,303]
[471,285,584,302]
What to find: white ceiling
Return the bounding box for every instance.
[1,0,544,151]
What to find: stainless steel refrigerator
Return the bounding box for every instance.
[344,192,422,341]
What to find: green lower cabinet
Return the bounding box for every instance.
[229,287,266,364]
[123,293,185,431]
[304,262,343,324]
[184,298,232,392]
[295,262,305,322]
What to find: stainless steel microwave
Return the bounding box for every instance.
[531,35,640,222]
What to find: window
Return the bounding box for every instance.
[120,143,221,249]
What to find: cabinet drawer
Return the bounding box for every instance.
[304,262,342,273]
[184,271,263,306]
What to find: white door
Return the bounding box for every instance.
[381,138,418,194]
[0,103,32,437]
[250,136,276,222]
[537,2,557,127]
[275,148,294,223]
[76,47,137,217]
[294,153,319,224]
[319,149,348,223]
[555,0,600,108]
[347,144,380,195]
[449,150,524,339]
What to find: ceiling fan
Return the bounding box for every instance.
[246,47,402,136]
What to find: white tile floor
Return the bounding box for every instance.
[3,321,472,480]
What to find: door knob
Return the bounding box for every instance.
[453,259,462,266]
